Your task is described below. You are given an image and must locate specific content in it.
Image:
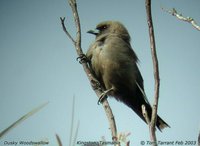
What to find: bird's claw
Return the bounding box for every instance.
[97,93,108,105]
[97,87,114,105]
[76,54,89,64]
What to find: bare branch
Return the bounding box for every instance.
[68,0,82,51]
[61,0,117,141]
[145,0,160,145]
[60,17,76,45]
[162,7,200,31]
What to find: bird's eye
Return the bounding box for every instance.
[102,26,107,29]
[97,25,107,31]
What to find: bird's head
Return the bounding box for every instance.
[87,21,131,42]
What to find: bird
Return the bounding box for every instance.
[86,20,169,131]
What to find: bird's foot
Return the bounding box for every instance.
[91,79,101,90]
[76,54,89,64]
[98,87,114,105]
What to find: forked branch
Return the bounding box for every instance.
[162,7,200,31]
[145,0,160,145]
[60,0,118,142]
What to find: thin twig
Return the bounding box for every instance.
[61,0,117,142]
[0,102,49,139]
[162,7,200,31]
[198,130,200,146]
[145,0,159,145]
[126,141,130,146]
[56,134,63,146]
[72,120,80,146]
[69,96,75,146]
[60,17,76,44]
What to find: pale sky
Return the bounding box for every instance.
[0,0,200,145]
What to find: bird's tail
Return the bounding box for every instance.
[134,102,170,131]
[119,92,170,131]
[156,115,170,131]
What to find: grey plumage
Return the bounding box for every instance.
[86,21,169,131]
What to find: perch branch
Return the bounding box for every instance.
[61,0,117,141]
[162,7,200,31]
[145,0,160,145]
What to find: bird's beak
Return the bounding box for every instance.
[87,29,99,35]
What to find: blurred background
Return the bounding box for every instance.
[0,0,200,145]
